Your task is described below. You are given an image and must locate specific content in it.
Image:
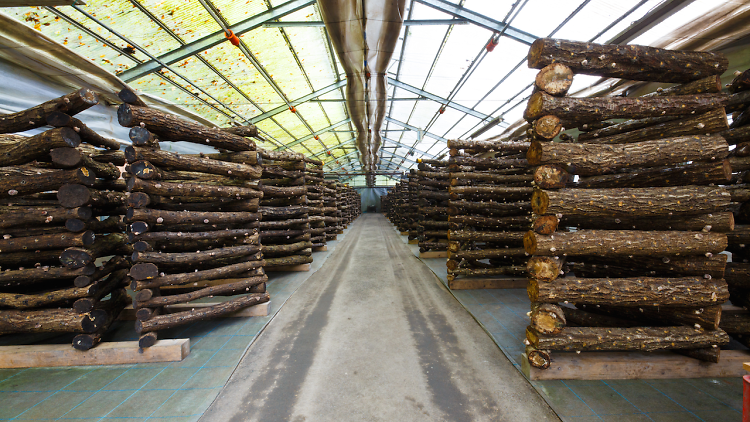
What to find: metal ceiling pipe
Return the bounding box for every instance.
[319,0,405,170]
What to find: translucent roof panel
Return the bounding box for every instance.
[3,0,734,178]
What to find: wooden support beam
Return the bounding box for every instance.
[522,350,750,380]
[0,339,189,368]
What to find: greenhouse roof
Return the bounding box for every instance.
[3,0,749,185]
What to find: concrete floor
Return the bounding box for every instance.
[201,213,559,422]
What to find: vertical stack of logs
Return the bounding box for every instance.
[415,159,451,253]
[383,180,408,229]
[339,185,360,226]
[446,141,533,287]
[0,88,131,350]
[258,149,313,270]
[321,181,340,242]
[721,68,750,346]
[119,101,268,348]
[522,39,737,369]
[305,160,327,249]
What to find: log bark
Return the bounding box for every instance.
[719,309,750,334]
[118,104,256,151]
[46,111,120,150]
[449,156,529,169]
[118,87,147,106]
[131,230,258,244]
[0,230,94,253]
[132,244,261,265]
[265,255,313,267]
[575,160,731,188]
[567,255,727,279]
[534,63,574,96]
[446,139,530,153]
[57,184,129,209]
[725,263,750,289]
[527,38,728,83]
[0,308,105,334]
[524,91,728,123]
[0,167,95,198]
[532,186,731,217]
[74,256,128,287]
[526,326,729,352]
[59,233,128,269]
[49,149,121,180]
[0,128,81,166]
[0,264,94,288]
[260,184,307,198]
[560,212,734,232]
[135,293,269,334]
[451,247,527,260]
[577,303,723,331]
[133,259,266,290]
[124,147,262,179]
[450,173,532,185]
[448,266,526,277]
[525,229,727,257]
[527,135,728,176]
[529,277,728,307]
[643,75,722,97]
[448,201,530,217]
[448,230,525,243]
[72,289,130,351]
[136,276,267,309]
[578,108,728,145]
[0,88,98,134]
[0,206,91,229]
[578,116,678,141]
[222,125,258,138]
[125,208,259,226]
[449,215,531,229]
[127,177,262,200]
[729,69,750,94]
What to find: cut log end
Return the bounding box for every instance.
[523,231,537,255]
[534,115,563,139]
[531,190,549,215]
[533,215,559,235]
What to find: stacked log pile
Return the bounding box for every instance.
[0,88,131,350]
[339,185,360,226]
[383,179,408,231]
[119,101,268,348]
[446,140,533,286]
[305,160,327,249]
[721,67,750,347]
[522,39,739,369]
[258,149,312,270]
[415,159,451,253]
[321,181,340,242]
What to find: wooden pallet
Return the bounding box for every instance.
[312,245,328,252]
[420,251,448,259]
[336,230,345,234]
[400,231,409,235]
[448,277,527,290]
[120,301,270,320]
[0,339,189,368]
[522,349,750,380]
[408,239,419,244]
[265,263,311,272]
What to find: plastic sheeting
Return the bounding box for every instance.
[0,55,218,155]
[319,0,405,170]
[356,187,390,212]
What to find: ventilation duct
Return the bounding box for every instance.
[318,0,405,171]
